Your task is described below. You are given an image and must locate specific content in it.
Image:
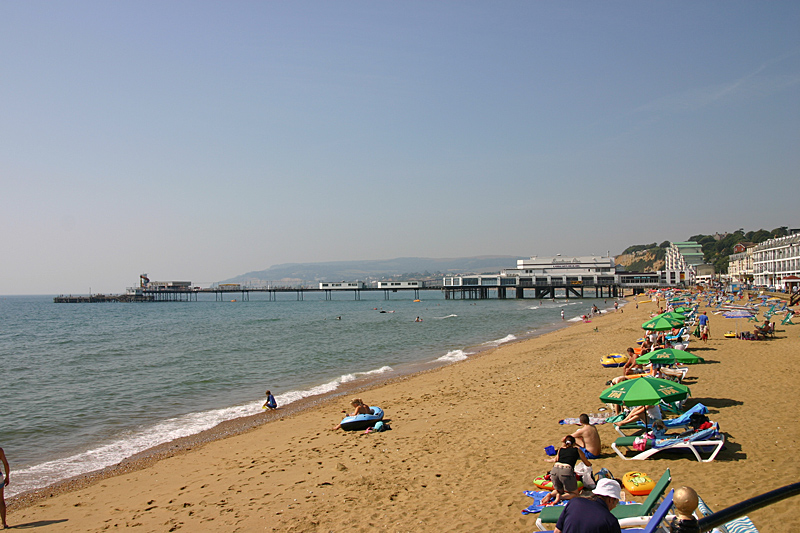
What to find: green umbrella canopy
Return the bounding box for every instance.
[599,376,690,406]
[661,311,687,323]
[635,350,677,365]
[674,306,691,314]
[640,348,705,365]
[642,315,684,331]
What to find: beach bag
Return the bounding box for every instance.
[633,437,648,451]
[593,467,614,483]
[574,462,596,489]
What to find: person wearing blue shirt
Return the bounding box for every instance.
[554,479,622,533]
[262,390,277,410]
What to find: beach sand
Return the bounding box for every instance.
[7,297,800,531]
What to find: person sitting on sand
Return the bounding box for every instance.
[622,348,642,376]
[566,414,601,459]
[540,435,592,506]
[613,404,662,427]
[553,479,622,533]
[331,399,372,430]
[262,390,277,410]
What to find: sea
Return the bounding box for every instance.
[0,291,619,498]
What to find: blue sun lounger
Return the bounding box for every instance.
[614,403,709,437]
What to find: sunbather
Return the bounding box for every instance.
[621,348,641,376]
[613,404,662,427]
[564,414,601,458]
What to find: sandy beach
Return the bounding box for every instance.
[7,296,800,532]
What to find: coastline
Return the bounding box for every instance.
[8,297,800,531]
[7,302,585,511]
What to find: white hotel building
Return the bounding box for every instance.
[751,232,800,289]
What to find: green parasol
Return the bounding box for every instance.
[661,311,687,323]
[639,348,704,365]
[635,350,677,366]
[599,376,690,407]
[641,315,684,331]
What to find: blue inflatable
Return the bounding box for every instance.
[339,406,384,431]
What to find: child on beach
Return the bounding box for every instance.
[262,390,277,410]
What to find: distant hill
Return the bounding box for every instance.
[219,256,527,287]
[615,227,792,273]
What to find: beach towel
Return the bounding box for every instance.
[521,491,638,515]
[521,491,561,514]
[558,416,608,425]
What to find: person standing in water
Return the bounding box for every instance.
[262,390,277,410]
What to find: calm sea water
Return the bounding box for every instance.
[0,291,616,497]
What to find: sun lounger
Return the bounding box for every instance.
[696,495,759,533]
[781,312,795,326]
[614,403,708,437]
[537,489,676,533]
[535,469,671,530]
[611,423,724,462]
[665,328,688,343]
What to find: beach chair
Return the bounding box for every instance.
[614,403,708,437]
[537,489,676,532]
[611,423,724,462]
[665,328,687,342]
[696,495,759,533]
[535,469,671,530]
[781,312,795,326]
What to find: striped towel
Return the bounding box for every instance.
[696,495,759,533]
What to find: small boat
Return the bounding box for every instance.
[338,406,384,431]
[601,353,628,368]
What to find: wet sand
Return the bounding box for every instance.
[8,296,800,531]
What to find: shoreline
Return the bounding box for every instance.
[7,299,602,511]
[12,295,796,531]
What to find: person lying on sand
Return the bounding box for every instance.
[331,399,372,430]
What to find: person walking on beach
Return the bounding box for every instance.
[561,310,565,320]
[262,390,277,410]
[0,447,10,529]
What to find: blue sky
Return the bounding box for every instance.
[2,1,798,294]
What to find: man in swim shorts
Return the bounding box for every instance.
[0,446,9,529]
[565,414,601,459]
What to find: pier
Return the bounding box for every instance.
[54,268,673,304]
[442,280,620,300]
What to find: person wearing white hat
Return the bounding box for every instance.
[553,478,622,533]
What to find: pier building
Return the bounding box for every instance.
[443,255,620,299]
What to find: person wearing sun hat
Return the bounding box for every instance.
[553,478,622,533]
